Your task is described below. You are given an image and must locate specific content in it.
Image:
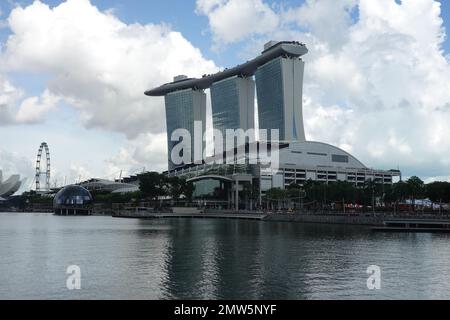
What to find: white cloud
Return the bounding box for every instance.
[0,148,34,193]
[2,0,218,138]
[65,163,94,184]
[196,0,279,46]
[51,162,108,186]
[356,0,445,49]
[285,0,358,50]
[0,75,23,124]
[196,0,227,14]
[104,132,168,178]
[15,89,60,124]
[0,149,33,177]
[425,175,450,183]
[0,0,222,182]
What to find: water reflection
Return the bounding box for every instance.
[154,219,450,300]
[2,213,450,299]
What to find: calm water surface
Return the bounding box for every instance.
[1,212,450,300]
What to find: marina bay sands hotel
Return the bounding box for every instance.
[146,41,400,207]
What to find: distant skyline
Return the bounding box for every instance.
[0,0,449,192]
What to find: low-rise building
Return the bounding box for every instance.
[167,141,401,209]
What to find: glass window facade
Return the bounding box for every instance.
[192,178,230,200]
[255,57,285,141]
[165,89,205,170]
[308,152,327,156]
[211,77,240,136]
[332,154,349,163]
[210,76,255,152]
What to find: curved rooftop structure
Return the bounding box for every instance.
[280,141,368,170]
[78,178,139,194]
[0,170,21,199]
[145,41,308,96]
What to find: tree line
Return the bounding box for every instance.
[92,172,195,204]
[138,172,195,202]
[264,176,450,211]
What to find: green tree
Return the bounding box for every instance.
[167,176,184,201]
[326,181,357,209]
[425,181,450,203]
[303,179,324,208]
[406,176,425,210]
[265,188,286,209]
[138,172,167,200]
[183,180,195,203]
[394,180,410,202]
[286,183,306,209]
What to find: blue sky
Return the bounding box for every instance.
[1,0,450,188]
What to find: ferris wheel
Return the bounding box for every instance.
[35,142,51,192]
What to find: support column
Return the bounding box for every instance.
[259,178,263,210]
[235,179,239,212]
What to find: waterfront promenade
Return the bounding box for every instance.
[111,207,450,228]
[264,212,384,226]
[6,206,449,230]
[5,206,449,230]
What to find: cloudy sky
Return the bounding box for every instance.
[0,0,449,191]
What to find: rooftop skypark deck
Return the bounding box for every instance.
[145,41,308,96]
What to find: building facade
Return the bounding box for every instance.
[146,41,401,209]
[168,141,400,189]
[259,141,398,191]
[164,84,206,170]
[255,56,305,142]
[147,41,308,170]
[165,141,400,209]
[210,75,255,149]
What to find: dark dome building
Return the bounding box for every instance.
[53,185,93,216]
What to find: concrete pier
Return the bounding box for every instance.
[113,211,266,220]
[264,213,383,226]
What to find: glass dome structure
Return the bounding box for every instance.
[53,185,93,215]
